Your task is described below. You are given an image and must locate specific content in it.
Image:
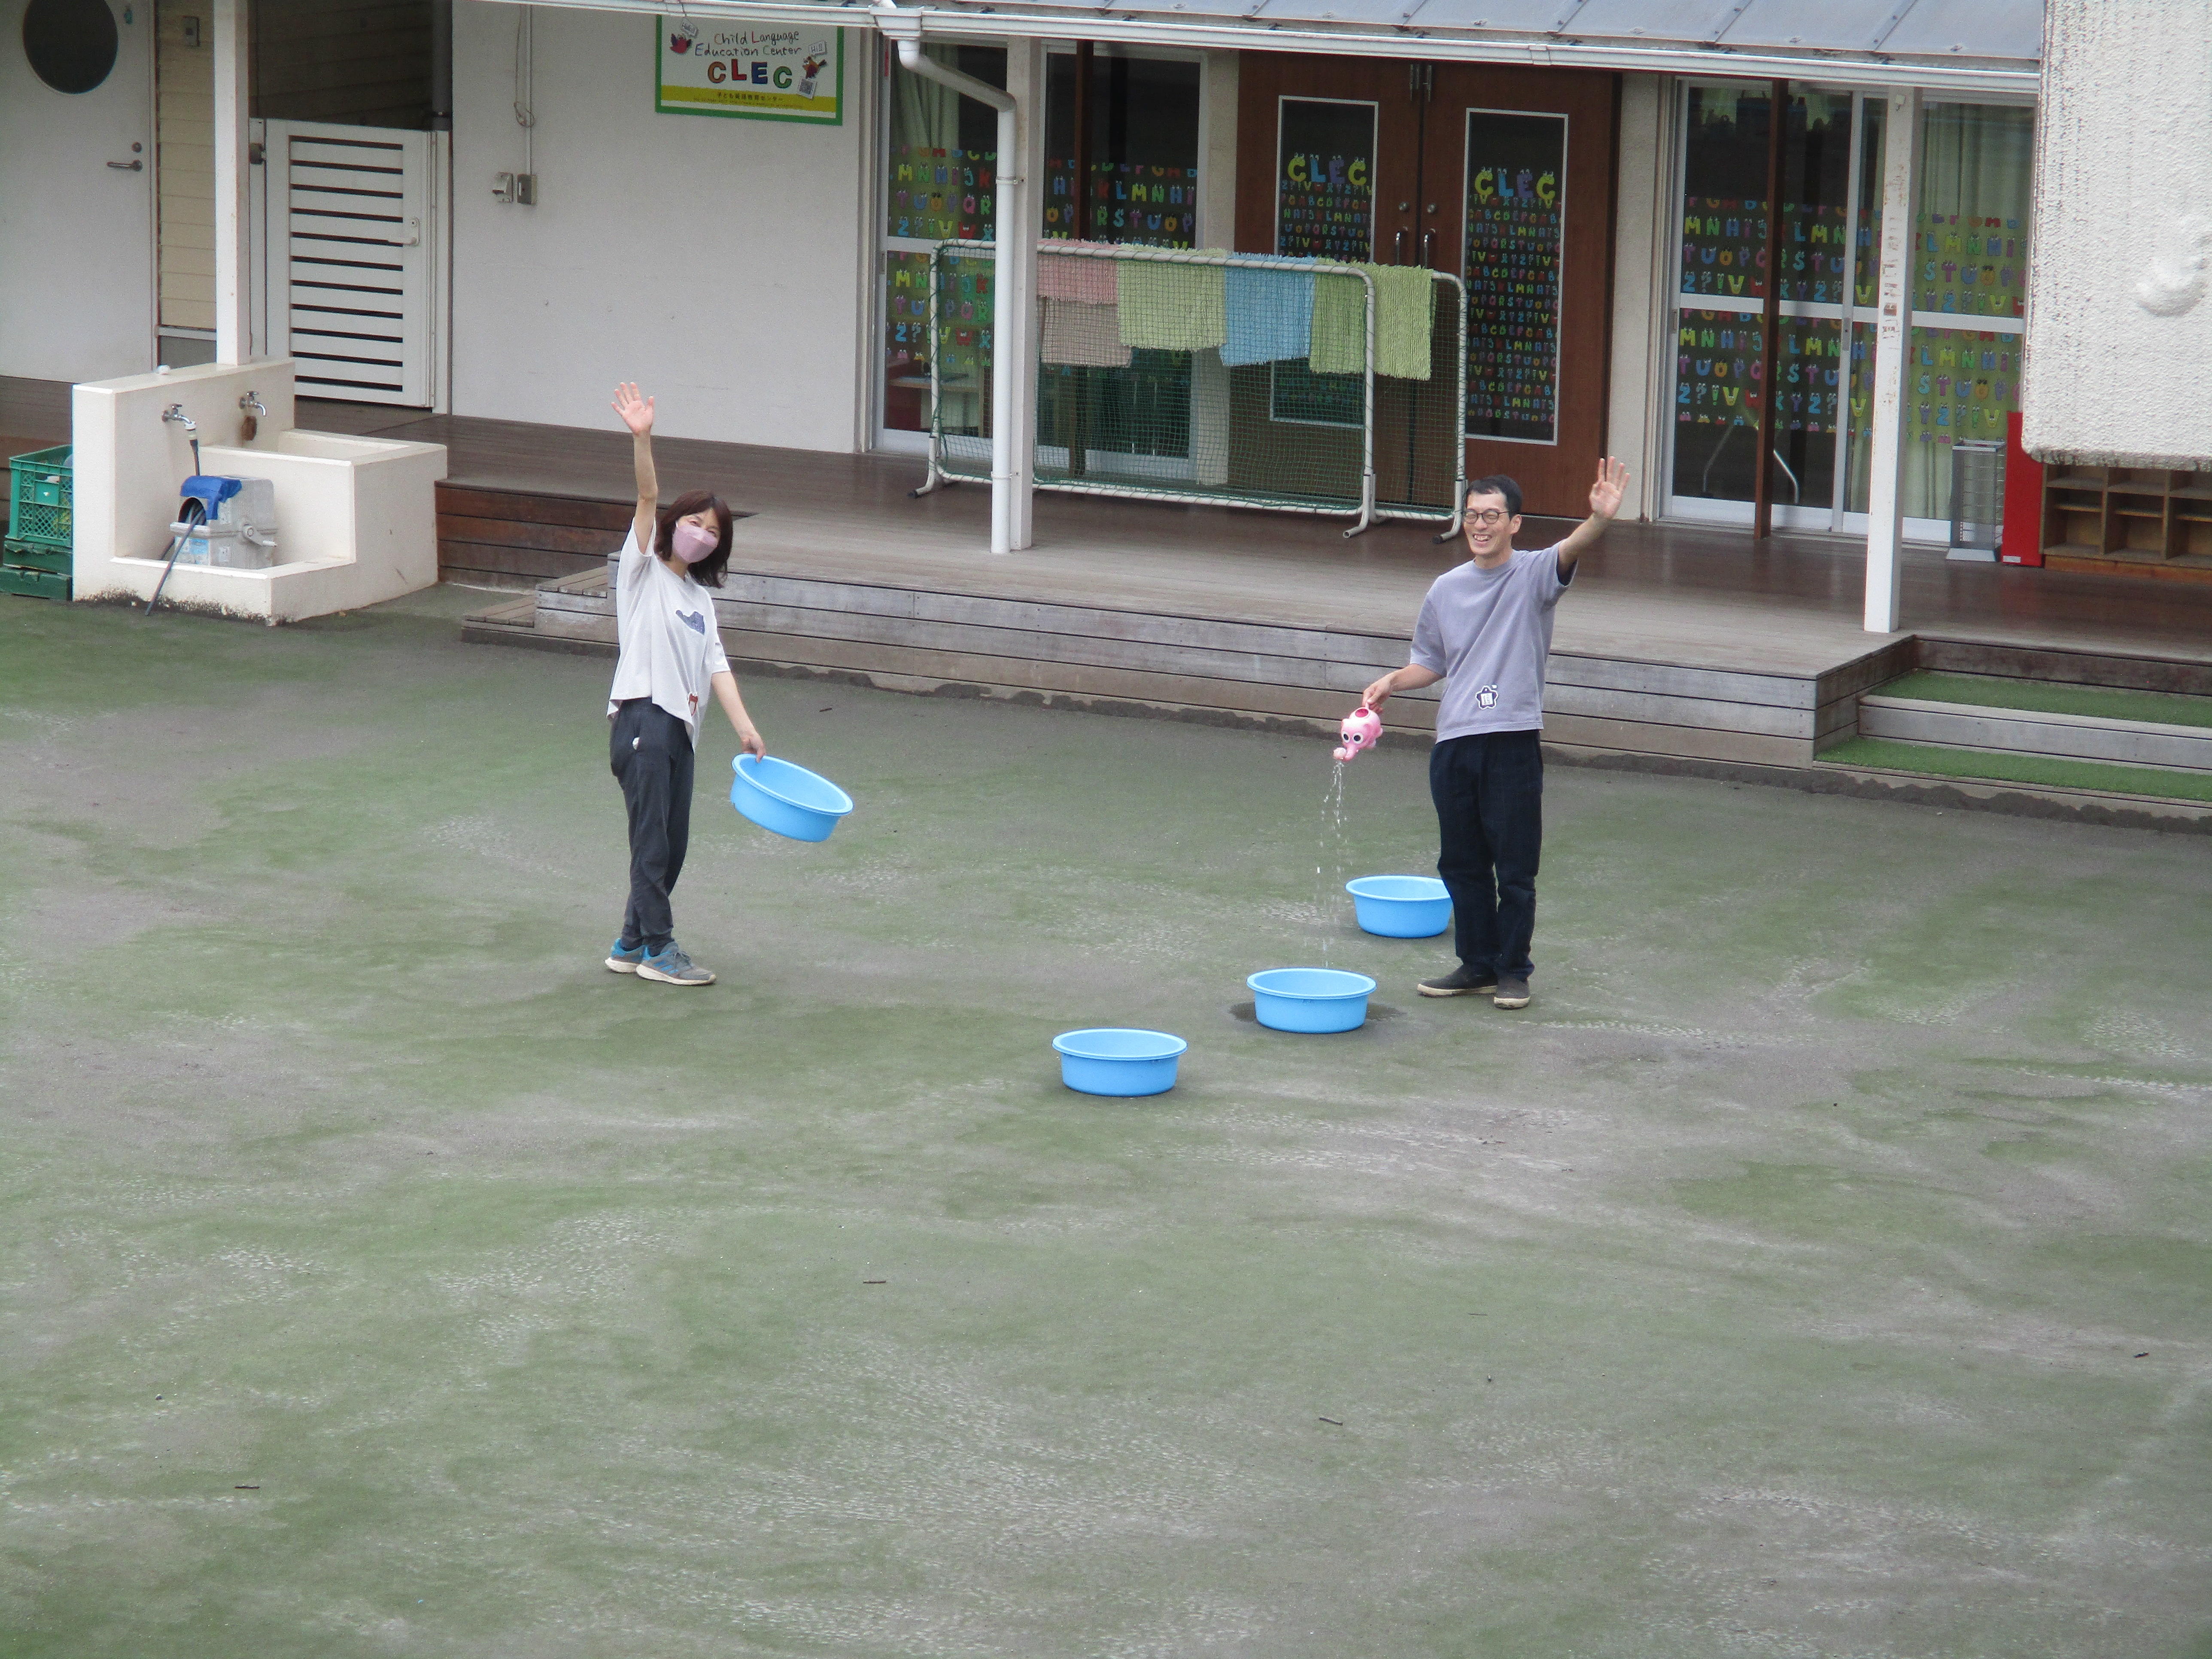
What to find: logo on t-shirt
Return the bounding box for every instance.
[676,608,706,635]
[1475,684,1500,709]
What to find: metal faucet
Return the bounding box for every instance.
[238,391,265,416]
[162,404,198,432]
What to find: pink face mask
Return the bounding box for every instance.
[670,520,718,564]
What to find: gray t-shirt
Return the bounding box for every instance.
[606,527,730,744]
[1408,544,1573,740]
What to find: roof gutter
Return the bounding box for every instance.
[541,0,2039,95]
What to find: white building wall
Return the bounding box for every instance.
[450,1,870,450]
[2024,0,2212,470]
[1605,73,1670,524]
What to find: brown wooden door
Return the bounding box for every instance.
[1235,54,1617,521]
[1422,64,1617,519]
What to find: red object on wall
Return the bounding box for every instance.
[2000,410,2045,566]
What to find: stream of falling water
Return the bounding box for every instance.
[1312,759,1348,965]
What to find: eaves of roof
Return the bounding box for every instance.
[556,0,2041,94]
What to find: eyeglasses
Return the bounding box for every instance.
[1466,509,1512,527]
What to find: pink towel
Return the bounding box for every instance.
[1041,299,1132,368]
[1038,243,1118,305]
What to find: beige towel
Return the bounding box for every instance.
[1041,299,1133,368]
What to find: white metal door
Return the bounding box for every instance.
[266,119,431,404]
[0,0,154,380]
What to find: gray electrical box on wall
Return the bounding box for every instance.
[492,173,538,205]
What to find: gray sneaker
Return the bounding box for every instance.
[1418,964,1498,997]
[638,943,715,986]
[1492,975,1531,1009]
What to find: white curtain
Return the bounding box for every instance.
[1910,106,2033,519]
[1862,104,2035,520]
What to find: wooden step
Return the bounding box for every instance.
[1859,695,2212,772]
[436,484,631,589]
[1915,636,2212,696]
[507,561,1899,767]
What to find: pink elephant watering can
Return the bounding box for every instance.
[1333,705,1383,763]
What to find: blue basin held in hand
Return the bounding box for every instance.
[731,754,855,842]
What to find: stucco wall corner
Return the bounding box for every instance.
[2022,0,2212,471]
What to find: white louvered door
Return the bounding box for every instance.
[267,121,432,405]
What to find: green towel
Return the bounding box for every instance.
[1306,265,1437,380]
[1308,271,1367,375]
[1118,255,1227,352]
[1368,264,1436,380]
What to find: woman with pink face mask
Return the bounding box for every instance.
[602,382,768,987]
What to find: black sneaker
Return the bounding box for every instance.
[1492,975,1531,1009]
[1418,964,1498,997]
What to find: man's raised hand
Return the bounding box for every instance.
[1589,456,1629,522]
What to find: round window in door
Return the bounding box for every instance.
[23,0,119,94]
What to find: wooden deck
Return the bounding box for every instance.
[307,401,2212,678]
[282,401,2204,825]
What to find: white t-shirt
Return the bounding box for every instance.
[605,527,729,743]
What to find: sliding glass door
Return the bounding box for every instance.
[875,43,1204,453]
[1663,85,2033,541]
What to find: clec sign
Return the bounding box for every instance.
[656,19,842,124]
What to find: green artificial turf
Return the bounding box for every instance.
[9,595,2212,1657]
[1877,670,2212,729]
[1819,735,2212,802]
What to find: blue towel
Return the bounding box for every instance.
[1222,259,1316,368]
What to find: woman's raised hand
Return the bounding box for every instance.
[612,382,655,437]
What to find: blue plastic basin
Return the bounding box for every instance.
[731,754,854,842]
[1246,968,1377,1033]
[1346,875,1452,938]
[1052,1028,1188,1097]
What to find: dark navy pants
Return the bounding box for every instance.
[1430,729,1544,981]
[611,699,694,953]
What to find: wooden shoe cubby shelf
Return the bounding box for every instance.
[2042,466,2212,582]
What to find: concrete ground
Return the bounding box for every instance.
[2,588,2207,1659]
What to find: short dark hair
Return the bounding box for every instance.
[654,489,735,587]
[1467,474,1522,520]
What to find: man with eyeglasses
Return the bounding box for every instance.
[1361,459,1629,1009]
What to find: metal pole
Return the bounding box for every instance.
[1864,86,1921,633]
[914,244,945,497]
[1752,78,1787,541]
[1347,268,1377,538]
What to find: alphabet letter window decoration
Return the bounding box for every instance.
[1462,110,1566,445]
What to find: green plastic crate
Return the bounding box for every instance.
[7,444,72,553]
[0,563,68,600]
[3,541,70,573]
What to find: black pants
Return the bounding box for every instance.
[1430,729,1544,981]
[611,699,694,953]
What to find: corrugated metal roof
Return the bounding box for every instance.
[541,0,2042,90]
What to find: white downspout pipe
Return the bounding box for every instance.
[875,5,1024,554]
